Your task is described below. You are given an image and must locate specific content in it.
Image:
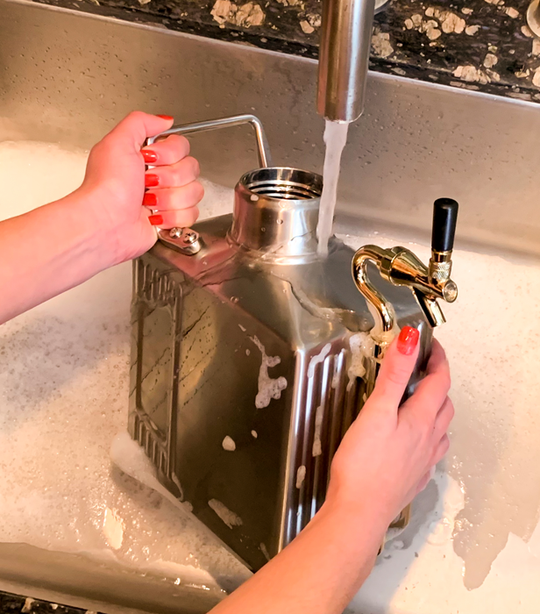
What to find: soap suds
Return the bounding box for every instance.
[208,500,243,529]
[103,507,125,550]
[2,141,540,611]
[296,465,306,489]
[0,141,249,593]
[251,430,258,438]
[250,336,288,409]
[307,343,332,378]
[222,436,236,451]
[312,405,324,457]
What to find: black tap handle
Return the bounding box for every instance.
[432,198,459,253]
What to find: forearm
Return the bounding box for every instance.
[210,501,387,614]
[0,190,110,323]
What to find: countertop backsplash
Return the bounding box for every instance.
[33,0,540,102]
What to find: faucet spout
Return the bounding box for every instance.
[317,0,377,122]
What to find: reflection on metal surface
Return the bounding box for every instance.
[130,162,430,571]
[231,167,323,260]
[318,0,376,121]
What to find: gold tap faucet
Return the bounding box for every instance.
[352,198,459,331]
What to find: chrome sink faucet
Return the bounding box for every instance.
[317,0,388,122]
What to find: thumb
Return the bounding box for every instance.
[107,111,174,149]
[369,326,420,411]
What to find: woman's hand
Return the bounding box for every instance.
[327,327,454,529]
[209,333,454,614]
[0,112,204,324]
[79,111,204,266]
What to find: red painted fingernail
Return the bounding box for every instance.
[145,173,159,187]
[157,114,174,121]
[148,214,163,226]
[143,192,157,207]
[142,149,158,163]
[397,326,420,356]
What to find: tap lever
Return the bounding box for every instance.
[431,198,459,254]
[352,199,460,329]
[429,198,459,292]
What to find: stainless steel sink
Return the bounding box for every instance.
[1,0,539,612]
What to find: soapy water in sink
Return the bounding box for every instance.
[1,141,540,612]
[0,141,250,593]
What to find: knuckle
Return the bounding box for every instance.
[186,206,199,225]
[174,135,190,156]
[441,371,452,392]
[189,181,205,204]
[385,364,411,387]
[435,434,450,462]
[127,110,144,123]
[419,419,434,444]
[446,399,455,421]
[190,157,201,177]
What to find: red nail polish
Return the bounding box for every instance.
[142,149,158,163]
[145,173,159,187]
[143,192,157,207]
[397,326,420,356]
[157,114,174,121]
[148,214,163,226]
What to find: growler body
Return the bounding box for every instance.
[129,168,430,571]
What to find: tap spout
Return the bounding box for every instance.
[317,0,377,122]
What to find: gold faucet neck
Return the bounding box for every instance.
[352,244,458,329]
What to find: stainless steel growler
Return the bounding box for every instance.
[128,114,458,571]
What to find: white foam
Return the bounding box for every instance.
[0,141,249,591]
[222,436,236,452]
[307,343,332,379]
[208,500,243,529]
[312,405,324,458]
[250,335,288,409]
[3,140,540,611]
[296,465,306,489]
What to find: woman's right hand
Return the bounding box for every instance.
[326,328,454,531]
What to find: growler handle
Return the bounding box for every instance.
[147,114,273,168]
[147,114,273,255]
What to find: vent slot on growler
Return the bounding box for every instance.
[129,115,459,571]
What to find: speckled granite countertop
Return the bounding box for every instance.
[33,0,540,102]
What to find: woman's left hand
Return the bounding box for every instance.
[79,111,204,266]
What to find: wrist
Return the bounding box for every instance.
[314,496,388,555]
[45,189,115,274]
[60,185,128,270]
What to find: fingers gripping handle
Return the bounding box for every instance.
[145,114,273,256]
[146,114,273,168]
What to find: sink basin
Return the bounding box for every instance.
[1,1,539,612]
